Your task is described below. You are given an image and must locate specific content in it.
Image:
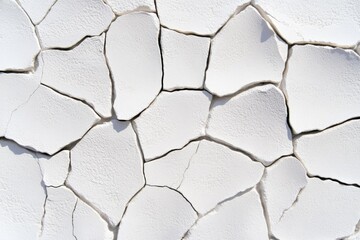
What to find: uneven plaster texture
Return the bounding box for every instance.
[1,0,360,239]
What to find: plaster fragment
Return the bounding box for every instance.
[5,85,99,155]
[106,12,162,120]
[0,0,40,71]
[283,45,360,133]
[205,6,287,97]
[207,84,292,165]
[134,90,212,160]
[117,186,197,240]
[67,120,144,226]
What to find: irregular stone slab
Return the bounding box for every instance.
[106,13,162,120]
[117,186,197,240]
[261,156,307,227]
[38,150,70,187]
[67,120,144,226]
[254,0,360,47]
[273,178,360,240]
[134,90,212,160]
[283,45,360,134]
[156,0,249,35]
[145,142,199,189]
[178,140,264,214]
[0,0,40,71]
[73,200,113,240]
[41,35,112,117]
[0,140,46,239]
[37,0,114,49]
[105,0,155,15]
[207,84,292,165]
[205,6,287,97]
[6,86,99,155]
[161,28,210,90]
[0,70,41,136]
[40,187,77,240]
[18,0,56,24]
[185,189,268,240]
[295,120,360,185]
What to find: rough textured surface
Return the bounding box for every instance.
[156,0,249,35]
[178,140,264,214]
[41,35,112,117]
[295,120,360,185]
[73,200,113,240]
[0,69,41,136]
[205,6,287,97]
[145,141,199,189]
[254,0,360,47]
[161,28,210,90]
[117,186,197,240]
[207,84,293,165]
[184,189,268,240]
[273,178,360,240]
[38,150,70,187]
[5,85,100,155]
[261,156,307,228]
[0,140,46,239]
[67,120,144,226]
[37,0,114,49]
[283,45,360,134]
[0,0,40,71]
[106,12,162,120]
[2,2,360,239]
[18,0,56,24]
[40,187,77,240]
[135,90,212,160]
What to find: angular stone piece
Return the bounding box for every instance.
[205,6,287,97]
[105,0,155,15]
[73,200,113,240]
[106,12,162,120]
[40,187,77,240]
[161,28,210,90]
[5,85,99,155]
[41,35,112,117]
[38,150,70,187]
[207,84,292,165]
[67,120,144,226]
[145,142,199,189]
[0,0,40,71]
[283,45,360,133]
[178,140,264,214]
[18,0,56,24]
[185,189,268,240]
[117,186,197,240]
[261,156,307,227]
[273,178,360,240]
[134,90,212,160]
[156,0,249,35]
[37,0,114,49]
[0,140,46,239]
[255,0,360,47]
[0,69,41,136]
[295,120,360,185]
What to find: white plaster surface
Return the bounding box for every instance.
[2,1,360,239]
[67,120,144,226]
[0,0,40,71]
[205,6,287,97]
[106,12,162,120]
[207,84,293,165]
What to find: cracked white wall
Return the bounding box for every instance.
[1,0,360,239]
